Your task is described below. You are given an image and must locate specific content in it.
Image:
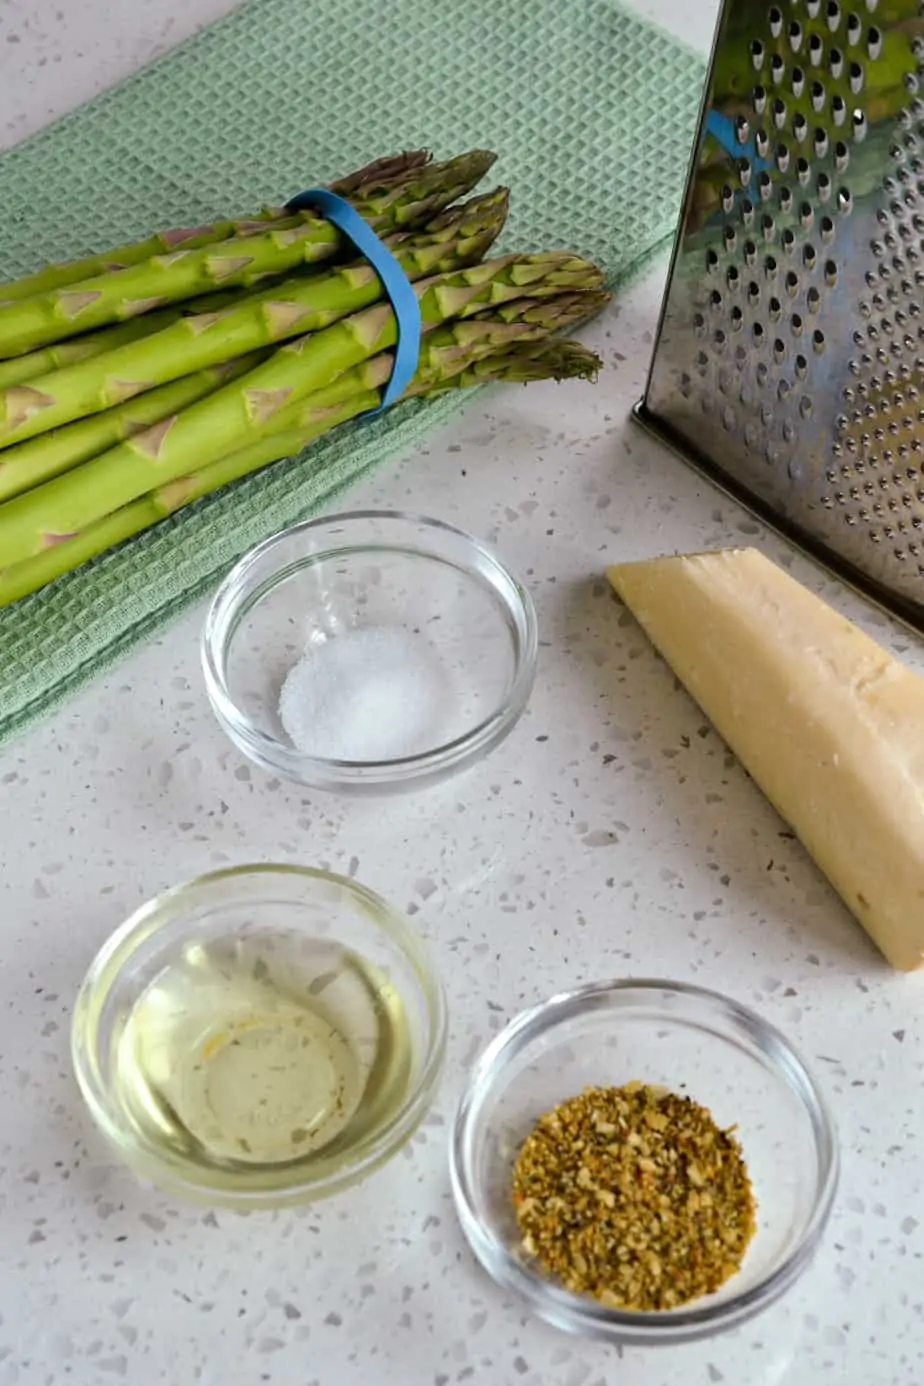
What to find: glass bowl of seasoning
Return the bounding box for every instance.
[72,864,447,1207]
[449,978,839,1345]
[201,510,537,793]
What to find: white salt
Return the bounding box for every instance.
[277,626,450,762]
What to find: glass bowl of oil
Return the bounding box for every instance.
[72,864,447,1207]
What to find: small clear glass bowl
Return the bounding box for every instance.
[201,510,537,793]
[72,864,447,1208]
[450,978,839,1346]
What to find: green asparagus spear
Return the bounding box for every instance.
[0,150,433,305]
[0,336,601,606]
[0,352,268,500]
[0,188,509,447]
[0,254,603,566]
[0,151,495,359]
[0,210,289,308]
[0,246,356,392]
[0,310,190,391]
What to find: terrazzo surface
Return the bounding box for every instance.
[1,1,923,1383]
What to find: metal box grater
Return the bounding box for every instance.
[635,0,924,628]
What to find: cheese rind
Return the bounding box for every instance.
[606,547,924,971]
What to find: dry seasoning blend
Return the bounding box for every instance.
[511,1081,757,1311]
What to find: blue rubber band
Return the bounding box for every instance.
[285,187,421,414]
[704,110,771,174]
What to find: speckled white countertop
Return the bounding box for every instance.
[1,2,923,1383]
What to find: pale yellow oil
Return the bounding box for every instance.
[105,932,413,1188]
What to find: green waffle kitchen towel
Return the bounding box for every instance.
[0,0,704,746]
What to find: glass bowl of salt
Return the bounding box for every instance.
[201,510,538,792]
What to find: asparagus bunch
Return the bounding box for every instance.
[0,147,608,603]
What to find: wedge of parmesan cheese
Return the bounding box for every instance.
[607,547,924,970]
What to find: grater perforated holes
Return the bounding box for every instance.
[770,295,783,321]
[724,224,738,251]
[779,184,794,212]
[770,6,784,38]
[753,85,768,116]
[773,96,788,128]
[811,80,827,111]
[809,32,824,65]
[756,129,771,158]
[805,242,819,268]
[807,285,822,311]
[834,139,850,169]
[777,142,792,172]
[832,92,847,124]
[742,197,756,227]
[849,60,865,92]
[722,185,736,214]
[726,264,740,289]
[759,169,774,200]
[797,155,812,183]
[735,115,751,144]
[790,20,804,52]
[744,239,758,266]
[814,328,827,352]
[794,111,809,140]
[827,0,842,31]
[771,53,786,83]
[801,200,815,227]
[867,25,882,58]
[751,38,766,70]
[853,109,868,139]
[817,170,832,199]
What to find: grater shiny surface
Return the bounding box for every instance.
[637,0,924,627]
